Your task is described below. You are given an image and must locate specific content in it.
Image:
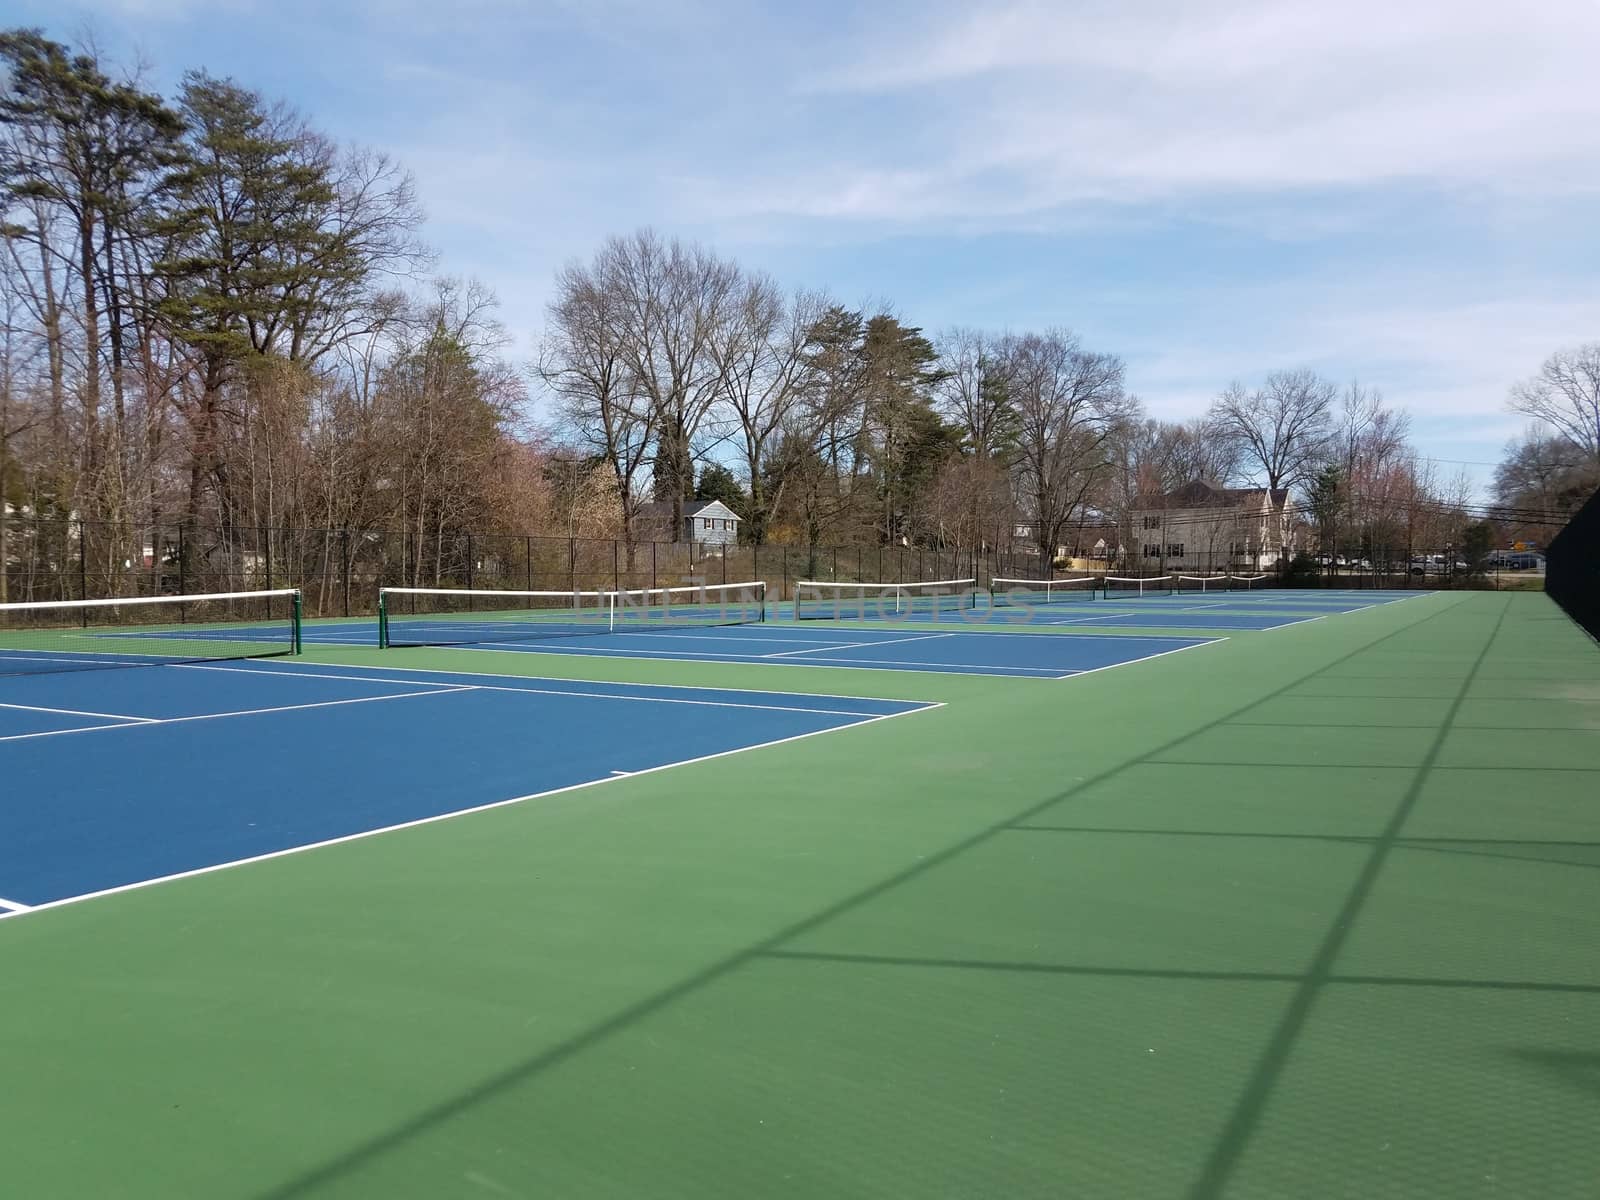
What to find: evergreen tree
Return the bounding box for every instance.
[694,462,746,515]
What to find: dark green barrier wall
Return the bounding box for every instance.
[1546,486,1600,641]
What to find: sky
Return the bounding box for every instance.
[15,0,1600,497]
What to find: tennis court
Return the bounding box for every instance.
[330,621,1221,678]
[3,587,1598,1198]
[980,584,1428,631]
[0,660,934,909]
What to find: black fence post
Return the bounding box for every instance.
[341,529,351,618]
[613,540,619,591]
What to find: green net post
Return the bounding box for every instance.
[377,591,389,649]
[292,590,304,654]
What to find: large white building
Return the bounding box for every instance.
[1130,480,1291,573]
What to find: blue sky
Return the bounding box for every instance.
[20,0,1600,496]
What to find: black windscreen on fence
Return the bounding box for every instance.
[1545,486,1600,641]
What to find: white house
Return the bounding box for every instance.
[639,499,742,549]
[1130,480,1290,572]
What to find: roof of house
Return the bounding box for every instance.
[638,499,741,521]
[1134,479,1289,509]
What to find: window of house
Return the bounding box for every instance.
[1144,543,1161,558]
[1168,543,1185,558]
[701,518,711,530]
[1142,515,1161,530]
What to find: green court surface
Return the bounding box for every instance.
[3,590,1598,1197]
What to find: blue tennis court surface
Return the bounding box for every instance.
[291,622,1220,678]
[0,662,935,911]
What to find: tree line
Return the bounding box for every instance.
[3,29,1595,603]
[0,30,536,601]
[538,231,1532,574]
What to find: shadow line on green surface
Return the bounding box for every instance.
[1185,596,1513,1200]
[1011,826,1373,844]
[1225,720,1439,729]
[252,594,1471,1200]
[1154,760,1600,773]
[1011,828,1600,872]
[1507,1050,1600,1101]
[1391,842,1600,873]
[759,948,1600,995]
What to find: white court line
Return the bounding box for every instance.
[1267,612,1332,631]
[0,896,32,912]
[0,701,157,722]
[305,628,865,649]
[176,663,914,718]
[0,650,174,668]
[603,630,854,646]
[200,659,933,708]
[354,638,1210,678]
[1033,611,1152,626]
[0,700,944,926]
[757,639,887,656]
[1050,636,1230,680]
[456,640,1070,675]
[0,687,476,744]
[762,632,959,659]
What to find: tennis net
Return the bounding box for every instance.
[1102,575,1175,599]
[1228,574,1272,590]
[990,577,1097,605]
[793,578,978,620]
[0,589,302,677]
[378,581,767,648]
[1175,575,1230,594]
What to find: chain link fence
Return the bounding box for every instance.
[1,514,1549,617]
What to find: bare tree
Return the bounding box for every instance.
[770,304,875,565]
[932,326,1020,551]
[1336,382,1409,474]
[1509,343,1600,467]
[1001,330,1130,565]
[1493,426,1598,536]
[707,277,822,544]
[0,249,45,601]
[598,230,740,541]
[538,259,655,556]
[934,327,1018,458]
[1208,369,1336,492]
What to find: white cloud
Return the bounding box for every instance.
[775,0,1600,223]
[1123,285,1600,438]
